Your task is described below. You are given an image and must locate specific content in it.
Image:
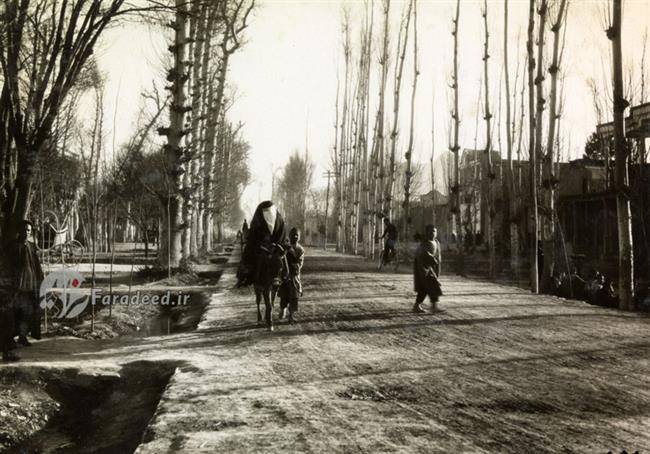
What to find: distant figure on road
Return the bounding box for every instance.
[236,230,243,252]
[239,219,249,253]
[279,227,304,324]
[413,224,442,313]
[237,202,287,287]
[13,220,44,347]
[242,219,249,240]
[380,217,398,265]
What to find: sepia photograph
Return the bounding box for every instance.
[0,0,649,452]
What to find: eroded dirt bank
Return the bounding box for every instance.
[1,361,179,453]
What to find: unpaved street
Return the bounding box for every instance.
[136,248,650,453]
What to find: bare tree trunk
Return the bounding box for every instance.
[337,13,351,252]
[608,0,635,310]
[516,58,526,194]
[187,1,208,258]
[545,0,568,281]
[330,75,340,251]
[352,12,372,256]
[404,0,418,242]
[204,50,232,252]
[482,0,496,279]
[386,0,412,220]
[534,0,548,289]
[377,0,390,233]
[638,31,650,280]
[368,0,391,258]
[451,0,463,273]
[182,0,201,260]
[198,8,217,251]
[527,0,539,293]
[358,3,373,256]
[201,45,219,252]
[159,0,190,269]
[504,0,519,273]
[430,89,436,226]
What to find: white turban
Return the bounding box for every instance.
[262,205,277,233]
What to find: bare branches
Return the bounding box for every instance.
[403,0,417,239]
[385,0,412,219]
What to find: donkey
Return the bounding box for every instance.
[254,243,288,331]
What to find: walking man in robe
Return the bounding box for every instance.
[413,225,442,313]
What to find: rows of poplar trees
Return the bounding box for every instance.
[332,0,420,258]
[331,0,637,310]
[160,0,254,267]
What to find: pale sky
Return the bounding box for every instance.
[96,0,650,218]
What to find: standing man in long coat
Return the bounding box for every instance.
[13,220,44,345]
[413,224,442,313]
[237,201,288,287]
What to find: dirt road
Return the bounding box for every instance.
[135,248,650,453]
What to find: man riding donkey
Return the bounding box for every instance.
[237,201,288,330]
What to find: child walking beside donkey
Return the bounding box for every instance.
[279,228,304,324]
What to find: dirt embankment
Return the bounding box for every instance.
[0,362,180,453]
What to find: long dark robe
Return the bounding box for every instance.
[14,240,44,293]
[13,239,44,338]
[238,203,288,287]
[279,243,304,311]
[413,239,442,297]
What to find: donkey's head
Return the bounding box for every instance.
[258,243,288,288]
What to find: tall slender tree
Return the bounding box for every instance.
[368,0,391,258]
[504,0,519,272]
[544,0,569,280]
[450,0,462,271]
[527,0,540,293]
[159,0,191,268]
[404,0,418,241]
[607,0,634,310]
[385,0,412,221]
[482,0,496,279]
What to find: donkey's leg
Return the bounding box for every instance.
[255,287,263,325]
[264,289,274,331]
[272,286,283,319]
[288,296,296,324]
